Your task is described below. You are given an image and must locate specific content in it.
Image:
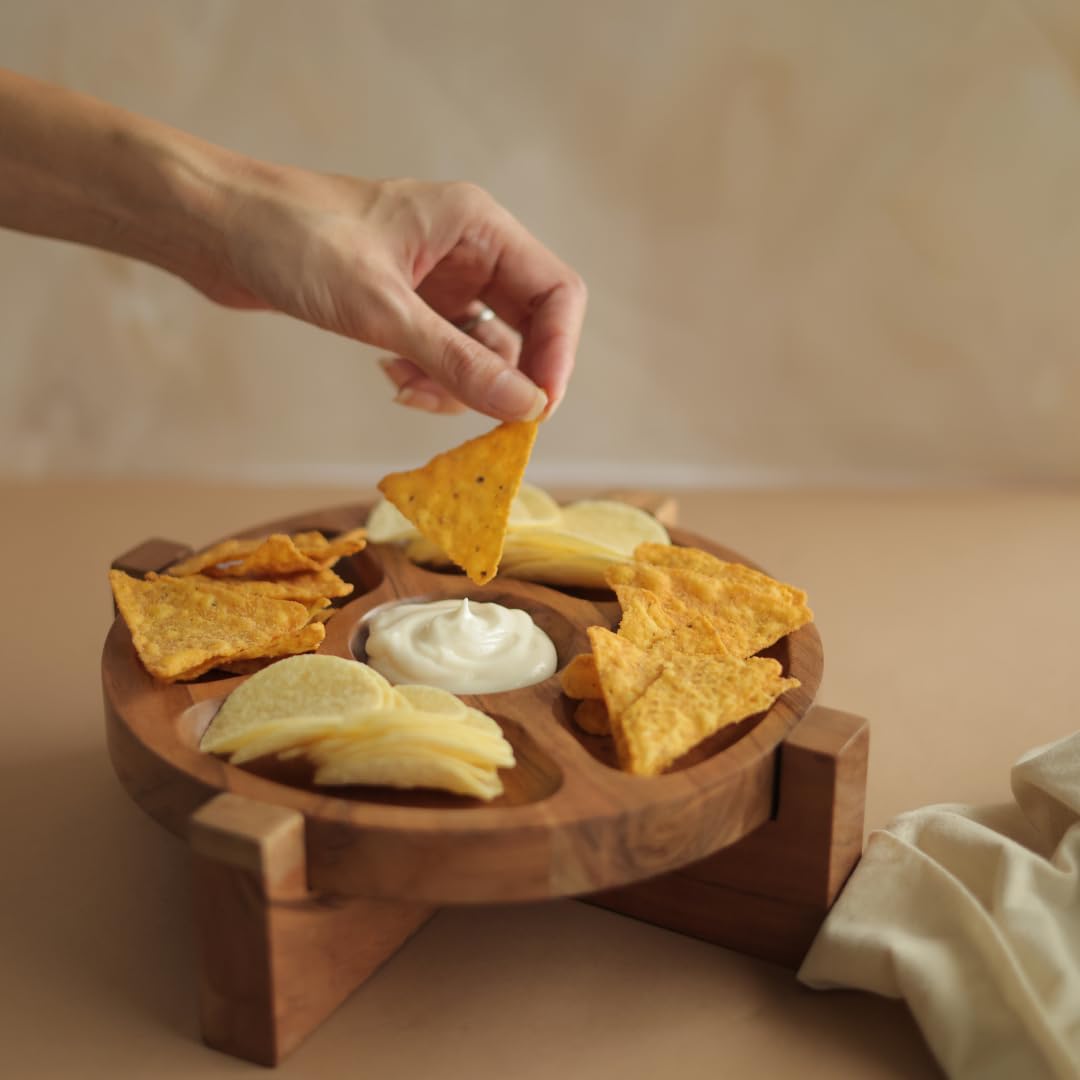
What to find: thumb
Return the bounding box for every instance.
[395,295,548,421]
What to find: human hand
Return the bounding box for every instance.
[207,170,587,420]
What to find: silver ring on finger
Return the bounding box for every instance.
[454,306,496,336]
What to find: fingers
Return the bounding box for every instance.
[396,294,548,421]
[377,302,521,416]
[378,357,465,415]
[476,228,586,414]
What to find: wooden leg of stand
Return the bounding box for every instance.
[189,793,434,1065]
[585,706,868,968]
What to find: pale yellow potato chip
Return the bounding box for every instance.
[223,714,357,763]
[557,500,670,552]
[612,654,800,776]
[508,483,562,527]
[200,655,395,753]
[366,498,421,543]
[499,554,627,589]
[109,570,310,683]
[312,750,504,800]
[378,420,538,585]
[393,684,467,716]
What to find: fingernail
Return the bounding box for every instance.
[487,370,548,421]
[394,387,443,412]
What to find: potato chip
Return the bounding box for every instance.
[393,684,468,717]
[377,420,538,585]
[573,697,611,736]
[312,750,504,800]
[200,654,396,753]
[498,554,627,589]
[109,570,310,683]
[559,653,602,699]
[557,500,670,552]
[508,483,562,527]
[612,654,800,776]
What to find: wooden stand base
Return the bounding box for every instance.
[586,706,868,967]
[187,705,867,1064]
[190,796,433,1066]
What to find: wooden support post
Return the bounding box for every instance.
[189,793,434,1066]
[585,706,868,968]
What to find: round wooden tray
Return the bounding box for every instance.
[103,500,823,905]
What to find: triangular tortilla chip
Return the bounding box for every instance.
[109,570,309,683]
[606,562,812,658]
[377,420,538,585]
[587,626,664,718]
[612,654,800,776]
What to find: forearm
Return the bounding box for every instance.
[0,69,239,286]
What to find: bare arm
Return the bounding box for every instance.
[0,70,586,419]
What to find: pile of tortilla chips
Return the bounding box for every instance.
[560,543,812,775]
[109,527,365,682]
[200,655,514,800]
[372,420,669,589]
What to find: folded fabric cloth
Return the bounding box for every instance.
[799,732,1080,1080]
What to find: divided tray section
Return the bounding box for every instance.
[103,501,823,905]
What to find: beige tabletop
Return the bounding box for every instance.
[4,481,1078,1079]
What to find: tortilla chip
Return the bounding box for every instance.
[377,420,538,585]
[573,698,611,736]
[109,570,309,683]
[559,653,602,699]
[587,627,664,718]
[606,563,811,658]
[633,543,771,588]
[163,568,353,603]
[308,527,367,566]
[167,538,252,577]
[615,584,732,658]
[206,533,323,577]
[167,528,365,578]
[612,654,800,776]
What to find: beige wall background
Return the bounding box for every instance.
[1,0,1078,487]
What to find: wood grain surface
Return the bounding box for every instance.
[104,499,824,904]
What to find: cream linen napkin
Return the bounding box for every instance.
[798,732,1080,1079]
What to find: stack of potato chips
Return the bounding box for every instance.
[200,655,514,800]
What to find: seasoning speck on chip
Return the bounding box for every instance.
[377,420,538,585]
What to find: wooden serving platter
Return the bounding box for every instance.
[102,496,868,1065]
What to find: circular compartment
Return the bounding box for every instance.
[103,501,823,904]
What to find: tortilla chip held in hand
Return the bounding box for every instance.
[377,420,538,585]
